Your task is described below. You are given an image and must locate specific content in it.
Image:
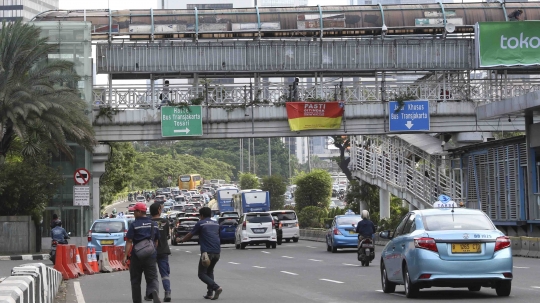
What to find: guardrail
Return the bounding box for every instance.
[1,263,63,303]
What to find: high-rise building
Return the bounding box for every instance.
[0,0,58,23]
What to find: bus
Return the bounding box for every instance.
[216,187,239,213]
[178,174,202,190]
[232,189,270,216]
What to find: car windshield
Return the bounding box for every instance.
[193,202,202,207]
[272,212,296,221]
[336,216,362,226]
[92,221,124,233]
[424,214,494,231]
[246,214,272,223]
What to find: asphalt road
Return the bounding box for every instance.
[66,241,540,303]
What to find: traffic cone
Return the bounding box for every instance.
[75,247,84,273]
[91,248,99,272]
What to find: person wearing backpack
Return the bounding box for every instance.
[123,202,161,303]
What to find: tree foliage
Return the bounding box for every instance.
[239,173,259,190]
[298,206,327,228]
[294,169,332,212]
[100,143,136,208]
[261,175,287,210]
[0,21,96,164]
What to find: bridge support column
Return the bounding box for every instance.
[92,144,111,221]
[409,203,417,211]
[379,188,390,220]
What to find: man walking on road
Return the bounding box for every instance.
[123,202,161,303]
[178,207,223,300]
[150,203,172,302]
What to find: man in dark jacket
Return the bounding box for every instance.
[150,203,172,302]
[123,202,161,303]
[355,210,376,239]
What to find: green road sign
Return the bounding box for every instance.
[477,21,540,67]
[161,106,203,137]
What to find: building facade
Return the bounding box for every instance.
[0,0,58,23]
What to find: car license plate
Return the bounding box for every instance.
[252,228,265,233]
[101,240,114,245]
[349,231,358,234]
[451,243,481,253]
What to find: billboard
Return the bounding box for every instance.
[285,102,344,131]
[476,21,540,67]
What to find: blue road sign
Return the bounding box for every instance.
[389,100,430,132]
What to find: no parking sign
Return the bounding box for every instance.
[74,168,91,185]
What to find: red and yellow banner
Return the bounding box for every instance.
[285,102,344,131]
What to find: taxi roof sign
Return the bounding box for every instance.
[345,210,356,215]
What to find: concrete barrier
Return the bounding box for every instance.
[521,237,531,257]
[529,238,540,258]
[2,263,62,303]
[509,237,521,256]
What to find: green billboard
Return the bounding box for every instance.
[161,106,203,137]
[477,21,540,67]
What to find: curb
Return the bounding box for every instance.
[0,254,50,261]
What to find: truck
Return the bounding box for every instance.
[216,186,239,213]
[232,189,271,216]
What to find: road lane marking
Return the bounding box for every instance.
[281,271,298,275]
[198,254,201,256]
[228,262,240,265]
[320,279,344,284]
[185,251,192,253]
[253,266,266,269]
[343,263,360,267]
[74,281,86,303]
[309,259,323,262]
[532,286,540,289]
[282,256,294,259]
[376,290,405,297]
[514,266,529,269]
[261,251,270,254]
[306,246,317,248]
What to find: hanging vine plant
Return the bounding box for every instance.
[94,106,120,123]
[390,90,421,114]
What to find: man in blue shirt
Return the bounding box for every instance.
[179,207,223,300]
[123,202,161,303]
[51,220,69,244]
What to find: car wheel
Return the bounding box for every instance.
[403,266,419,298]
[326,241,331,252]
[380,263,396,293]
[240,243,247,250]
[331,241,337,253]
[496,281,511,297]
[235,243,240,249]
[266,243,271,249]
[272,243,277,249]
[468,286,481,292]
[171,239,177,246]
[293,238,299,243]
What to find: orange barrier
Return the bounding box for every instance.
[54,244,72,280]
[78,247,95,275]
[116,246,128,270]
[58,244,79,279]
[70,245,84,276]
[75,247,84,273]
[103,246,122,271]
[91,248,99,272]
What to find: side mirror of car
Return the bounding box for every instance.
[379,230,392,239]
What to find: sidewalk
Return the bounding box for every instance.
[0,254,50,261]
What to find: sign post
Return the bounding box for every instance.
[74,185,90,247]
[161,106,203,137]
[389,100,430,132]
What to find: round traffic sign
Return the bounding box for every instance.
[74,168,91,185]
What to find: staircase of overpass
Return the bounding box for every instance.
[350,134,462,210]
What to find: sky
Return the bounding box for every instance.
[59,0,348,10]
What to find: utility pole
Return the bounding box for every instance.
[239,138,243,173]
[253,138,256,175]
[288,138,291,183]
[268,138,272,176]
[248,138,251,173]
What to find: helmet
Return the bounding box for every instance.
[361,210,370,220]
[53,220,63,227]
[134,202,147,212]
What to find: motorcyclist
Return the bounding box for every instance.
[355,210,376,240]
[51,220,70,244]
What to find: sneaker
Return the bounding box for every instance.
[152,290,161,303]
[211,288,222,300]
[164,291,171,302]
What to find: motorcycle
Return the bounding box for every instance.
[50,233,70,265]
[357,237,375,266]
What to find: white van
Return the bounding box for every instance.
[235,212,277,249]
[269,210,299,243]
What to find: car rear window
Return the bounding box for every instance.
[246,214,272,223]
[336,216,362,226]
[272,212,297,221]
[92,221,124,233]
[424,214,494,231]
[222,213,239,218]
[179,220,198,224]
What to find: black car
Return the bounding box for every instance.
[171,217,199,245]
[271,215,284,245]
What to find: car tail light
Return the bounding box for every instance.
[503,272,513,278]
[495,236,511,252]
[272,221,276,229]
[295,222,299,227]
[418,274,432,279]
[363,238,372,244]
[124,229,128,242]
[333,228,342,235]
[414,237,438,253]
[52,240,58,245]
[242,221,246,230]
[87,230,92,242]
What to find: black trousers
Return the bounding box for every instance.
[130,253,160,303]
[198,253,220,294]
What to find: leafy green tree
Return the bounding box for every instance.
[0,21,95,164]
[377,196,410,231]
[100,143,137,208]
[298,206,326,228]
[239,173,259,190]
[294,169,332,212]
[261,175,287,210]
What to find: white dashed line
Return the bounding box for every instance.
[281,271,298,276]
[282,256,294,259]
[185,251,192,253]
[514,266,529,269]
[228,262,240,265]
[343,263,360,267]
[320,279,344,284]
[309,259,322,262]
[261,251,270,254]
[532,286,540,289]
[306,246,317,249]
[198,254,201,256]
[253,266,266,269]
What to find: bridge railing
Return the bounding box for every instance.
[350,135,462,208]
[93,79,540,108]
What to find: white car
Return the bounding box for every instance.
[235,212,277,249]
[269,210,299,243]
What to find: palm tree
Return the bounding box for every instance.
[0,21,96,164]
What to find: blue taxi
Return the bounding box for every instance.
[379,196,512,298]
[326,211,362,253]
